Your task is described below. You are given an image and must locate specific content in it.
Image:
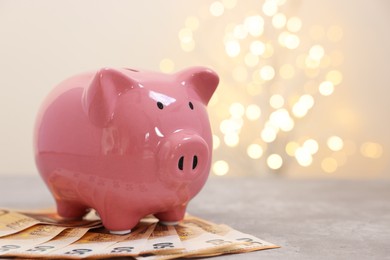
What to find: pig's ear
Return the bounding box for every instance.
[82,68,138,127]
[177,67,219,105]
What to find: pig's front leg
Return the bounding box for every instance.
[98,209,141,235]
[154,204,187,225]
[56,200,89,220]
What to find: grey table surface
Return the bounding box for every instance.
[0,175,389,259]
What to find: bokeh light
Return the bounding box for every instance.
[244,15,264,36]
[247,143,264,159]
[360,142,383,158]
[168,0,383,177]
[270,94,285,109]
[222,0,237,9]
[272,13,287,29]
[319,81,334,96]
[303,139,319,154]
[327,136,344,151]
[295,147,313,167]
[225,40,241,57]
[286,16,302,32]
[209,1,224,16]
[213,134,221,150]
[213,160,229,176]
[260,65,275,81]
[321,157,338,173]
[246,104,262,120]
[267,154,283,170]
[185,16,200,31]
[159,58,175,73]
[286,141,299,156]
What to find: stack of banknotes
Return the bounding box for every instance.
[0,208,279,259]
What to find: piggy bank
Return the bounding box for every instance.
[34,66,219,234]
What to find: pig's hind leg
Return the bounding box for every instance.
[154,204,187,226]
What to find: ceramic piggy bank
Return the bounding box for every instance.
[34,66,219,234]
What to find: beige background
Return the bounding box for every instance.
[0,0,389,177]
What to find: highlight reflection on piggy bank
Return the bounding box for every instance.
[34,67,219,234]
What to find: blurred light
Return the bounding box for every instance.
[295,147,313,167]
[178,28,193,43]
[292,94,314,118]
[225,40,241,57]
[286,141,299,156]
[180,40,195,52]
[247,144,264,159]
[159,58,175,73]
[263,43,274,58]
[321,157,338,173]
[232,66,248,82]
[244,15,264,36]
[292,103,308,118]
[300,94,315,109]
[220,118,243,134]
[276,0,287,5]
[286,17,302,32]
[213,134,220,150]
[360,142,383,158]
[279,64,295,79]
[303,139,319,154]
[210,1,225,16]
[305,56,320,69]
[224,133,240,147]
[319,81,334,96]
[229,102,245,118]
[270,94,284,109]
[185,16,200,31]
[246,104,262,120]
[250,40,265,55]
[260,65,275,81]
[326,70,343,85]
[233,24,248,39]
[222,0,237,9]
[261,125,278,143]
[272,13,286,29]
[279,32,300,49]
[269,109,294,132]
[262,0,278,16]
[267,154,283,170]
[220,119,233,134]
[244,53,259,67]
[327,136,344,151]
[213,160,229,176]
[309,45,325,60]
[327,25,343,42]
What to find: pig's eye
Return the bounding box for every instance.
[157,102,164,110]
[188,102,194,110]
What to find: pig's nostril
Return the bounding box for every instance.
[178,156,184,171]
[192,156,198,170]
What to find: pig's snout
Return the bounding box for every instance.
[158,132,209,182]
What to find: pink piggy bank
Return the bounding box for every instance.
[34,66,219,234]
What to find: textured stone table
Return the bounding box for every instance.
[1,175,389,259]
